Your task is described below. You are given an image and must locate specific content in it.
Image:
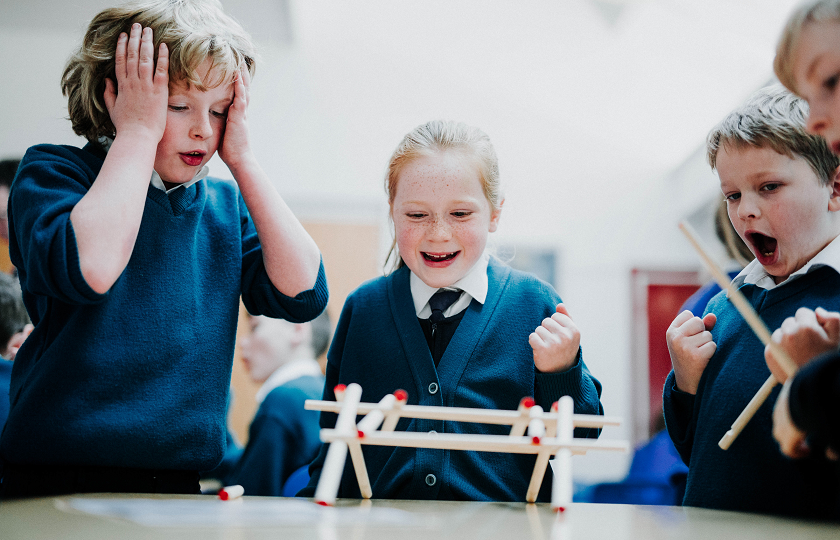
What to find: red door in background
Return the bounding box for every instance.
[631,269,701,445]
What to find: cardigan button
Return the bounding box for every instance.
[428,382,439,395]
[425,474,437,486]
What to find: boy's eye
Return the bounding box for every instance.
[168,105,187,112]
[451,211,472,218]
[760,183,780,192]
[725,193,740,202]
[211,110,228,118]
[824,74,839,92]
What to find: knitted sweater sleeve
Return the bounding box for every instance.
[662,370,696,466]
[788,352,840,453]
[238,192,329,323]
[9,145,107,305]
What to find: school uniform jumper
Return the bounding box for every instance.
[663,265,840,519]
[300,258,603,502]
[0,142,329,475]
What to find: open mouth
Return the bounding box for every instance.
[179,151,205,166]
[747,231,778,260]
[422,251,459,262]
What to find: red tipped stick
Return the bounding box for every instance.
[394,389,408,402]
[219,485,244,501]
[532,436,541,445]
[520,397,535,409]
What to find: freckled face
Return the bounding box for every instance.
[792,20,840,153]
[154,61,233,187]
[391,151,501,288]
[718,144,840,283]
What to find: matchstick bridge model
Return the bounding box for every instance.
[305,384,628,510]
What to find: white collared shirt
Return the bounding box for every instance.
[731,233,840,292]
[410,252,490,318]
[255,358,323,405]
[98,136,209,193]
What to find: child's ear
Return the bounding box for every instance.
[829,166,840,212]
[488,198,504,233]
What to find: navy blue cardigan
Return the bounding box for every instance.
[301,258,603,502]
[0,143,328,472]
[664,266,840,519]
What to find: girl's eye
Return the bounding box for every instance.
[406,213,426,219]
[725,193,740,202]
[451,211,472,218]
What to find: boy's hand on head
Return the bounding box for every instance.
[103,24,168,144]
[218,62,256,176]
[772,379,810,459]
[529,303,581,373]
[666,310,717,395]
[765,307,840,383]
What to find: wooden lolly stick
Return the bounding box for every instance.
[678,222,797,450]
[306,400,622,428]
[314,383,362,505]
[319,429,629,454]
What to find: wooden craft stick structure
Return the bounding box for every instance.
[306,385,628,508]
[677,222,797,450]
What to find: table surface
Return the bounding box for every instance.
[1,494,838,540]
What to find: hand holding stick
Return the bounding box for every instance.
[677,222,797,450]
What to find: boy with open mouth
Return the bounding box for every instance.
[663,85,840,520]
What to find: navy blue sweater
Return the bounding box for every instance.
[300,258,603,502]
[663,266,840,519]
[225,374,324,496]
[0,143,328,472]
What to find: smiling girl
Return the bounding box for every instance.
[300,120,603,502]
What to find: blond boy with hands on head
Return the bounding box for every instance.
[0,0,327,499]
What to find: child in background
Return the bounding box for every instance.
[224,310,330,496]
[663,85,840,519]
[300,120,603,502]
[753,0,840,469]
[0,0,327,498]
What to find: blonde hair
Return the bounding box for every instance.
[384,120,502,272]
[775,0,840,93]
[62,0,257,142]
[706,85,838,185]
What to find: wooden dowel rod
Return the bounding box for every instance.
[320,429,629,455]
[305,400,621,428]
[718,374,777,450]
